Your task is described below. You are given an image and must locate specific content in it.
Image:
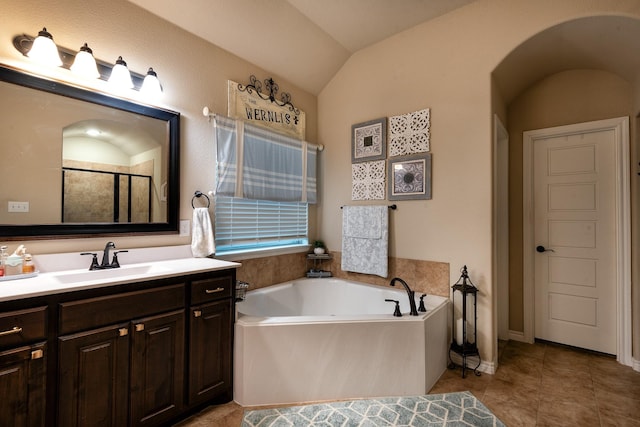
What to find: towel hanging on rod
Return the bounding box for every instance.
[341,205,389,278]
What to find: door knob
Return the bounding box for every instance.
[536,245,554,253]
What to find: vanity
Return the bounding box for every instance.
[0,252,239,427]
[0,53,229,426]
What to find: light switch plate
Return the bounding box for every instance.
[8,201,29,212]
[179,219,190,236]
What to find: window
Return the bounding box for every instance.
[213,115,317,254]
[214,196,308,253]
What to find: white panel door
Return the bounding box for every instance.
[533,129,616,354]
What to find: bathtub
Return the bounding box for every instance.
[234,278,450,406]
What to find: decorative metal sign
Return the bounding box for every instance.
[228,76,306,140]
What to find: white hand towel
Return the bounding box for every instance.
[191,207,216,257]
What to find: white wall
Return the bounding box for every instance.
[0,0,318,253]
[317,0,640,366]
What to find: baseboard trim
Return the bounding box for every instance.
[508,330,527,342]
[505,334,638,372]
[448,353,495,375]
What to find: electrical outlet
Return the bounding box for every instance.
[179,219,190,236]
[8,201,29,213]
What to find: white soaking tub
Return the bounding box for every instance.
[234,278,450,406]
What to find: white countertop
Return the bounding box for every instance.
[0,246,240,302]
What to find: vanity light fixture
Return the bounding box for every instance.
[140,67,163,97]
[26,27,62,67]
[108,56,134,89]
[12,29,163,97]
[70,43,100,79]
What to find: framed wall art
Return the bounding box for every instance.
[351,160,386,201]
[351,117,386,163]
[388,153,432,200]
[388,108,430,156]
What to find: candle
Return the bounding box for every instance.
[456,318,464,345]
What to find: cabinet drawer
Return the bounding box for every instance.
[0,306,47,349]
[60,284,185,335]
[191,276,233,304]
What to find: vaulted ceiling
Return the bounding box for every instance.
[126,1,640,105]
[126,0,476,94]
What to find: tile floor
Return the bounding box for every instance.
[176,340,640,426]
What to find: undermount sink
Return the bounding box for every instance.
[51,264,170,284]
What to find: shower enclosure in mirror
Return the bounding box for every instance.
[0,65,180,238]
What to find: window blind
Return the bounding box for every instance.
[214,196,308,252]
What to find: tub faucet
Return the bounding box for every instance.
[389,277,418,316]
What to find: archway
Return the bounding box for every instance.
[492,15,640,367]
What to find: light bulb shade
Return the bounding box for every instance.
[70,43,100,79]
[27,27,62,66]
[140,67,163,97]
[108,56,133,89]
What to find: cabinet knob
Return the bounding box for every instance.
[118,328,129,337]
[135,323,145,332]
[205,287,225,294]
[31,349,44,360]
[194,310,202,318]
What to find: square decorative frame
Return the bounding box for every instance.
[388,153,432,200]
[351,117,387,163]
[351,160,386,201]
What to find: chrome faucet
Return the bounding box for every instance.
[389,277,419,316]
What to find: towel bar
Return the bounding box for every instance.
[340,204,396,210]
[191,191,210,208]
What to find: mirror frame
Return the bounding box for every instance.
[0,65,180,239]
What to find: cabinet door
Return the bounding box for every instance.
[188,300,232,405]
[130,309,185,427]
[58,324,129,427]
[0,342,46,427]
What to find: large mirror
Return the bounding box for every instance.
[0,65,180,238]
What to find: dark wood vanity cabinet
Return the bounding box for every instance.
[0,342,47,427]
[58,322,130,426]
[0,267,236,427]
[58,284,186,427]
[0,307,48,427]
[188,276,234,406]
[130,309,185,426]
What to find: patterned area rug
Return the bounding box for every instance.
[241,391,505,426]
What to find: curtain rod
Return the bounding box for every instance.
[202,107,324,151]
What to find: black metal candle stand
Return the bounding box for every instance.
[448,265,481,378]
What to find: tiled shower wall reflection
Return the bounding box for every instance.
[235,251,450,297]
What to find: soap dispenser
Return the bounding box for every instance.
[5,245,25,276]
[22,254,35,274]
[0,246,6,277]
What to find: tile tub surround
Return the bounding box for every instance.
[235,252,309,289]
[176,340,640,427]
[234,250,449,297]
[330,251,450,297]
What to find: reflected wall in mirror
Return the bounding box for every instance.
[0,65,180,238]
